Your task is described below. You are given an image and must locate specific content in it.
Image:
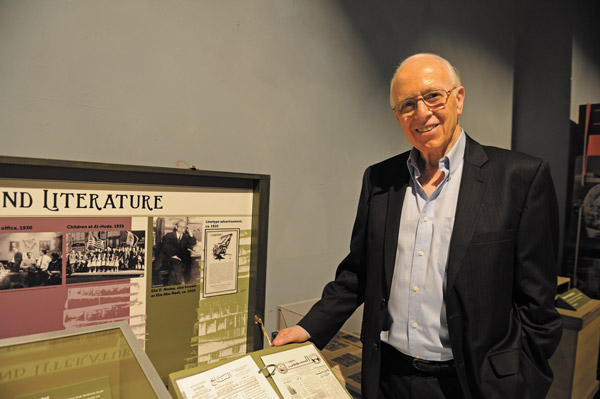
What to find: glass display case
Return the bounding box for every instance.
[0,322,170,399]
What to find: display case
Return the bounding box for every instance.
[0,322,170,398]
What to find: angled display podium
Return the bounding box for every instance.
[548,298,600,399]
[0,322,170,398]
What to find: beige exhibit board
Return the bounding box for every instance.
[0,162,266,387]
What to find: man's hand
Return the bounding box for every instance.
[271,326,309,346]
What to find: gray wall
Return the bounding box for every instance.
[0,0,526,337]
[511,0,572,260]
[511,0,600,268]
[571,0,600,121]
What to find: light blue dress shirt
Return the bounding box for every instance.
[381,131,466,361]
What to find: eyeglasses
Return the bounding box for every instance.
[393,87,457,116]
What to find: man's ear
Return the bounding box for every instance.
[455,86,465,116]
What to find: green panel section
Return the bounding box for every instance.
[194,228,252,366]
[145,222,252,385]
[145,283,200,385]
[195,269,249,366]
[145,216,201,384]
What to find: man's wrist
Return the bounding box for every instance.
[297,325,311,339]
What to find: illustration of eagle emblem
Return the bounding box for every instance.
[212,234,232,260]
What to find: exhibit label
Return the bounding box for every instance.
[0,186,252,216]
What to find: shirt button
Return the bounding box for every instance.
[412,322,418,329]
[418,250,424,257]
[413,285,419,292]
[423,217,429,222]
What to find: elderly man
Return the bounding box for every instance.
[157,219,197,285]
[273,53,562,399]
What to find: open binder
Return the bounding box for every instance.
[168,342,353,399]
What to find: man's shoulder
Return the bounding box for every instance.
[162,232,177,241]
[467,135,546,170]
[360,151,411,188]
[482,145,545,169]
[366,151,410,175]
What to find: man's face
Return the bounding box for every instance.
[176,222,187,234]
[391,57,465,160]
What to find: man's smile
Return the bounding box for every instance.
[415,124,439,133]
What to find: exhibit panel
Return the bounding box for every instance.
[0,156,270,386]
[563,103,600,298]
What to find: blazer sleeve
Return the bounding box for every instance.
[514,160,563,390]
[298,167,371,349]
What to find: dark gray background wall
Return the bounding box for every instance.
[0,0,598,338]
[512,0,600,262]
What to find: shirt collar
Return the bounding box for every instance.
[406,129,466,179]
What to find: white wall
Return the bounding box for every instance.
[0,1,515,338]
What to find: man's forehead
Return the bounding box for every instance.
[394,59,450,86]
[393,71,450,101]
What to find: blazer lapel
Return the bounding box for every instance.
[383,160,410,299]
[446,136,489,295]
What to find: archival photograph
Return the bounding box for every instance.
[0,232,62,289]
[65,230,146,284]
[152,217,203,287]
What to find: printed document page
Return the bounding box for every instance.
[260,344,351,399]
[175,355,279,399]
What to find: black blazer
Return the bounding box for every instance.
[158,231,196,267]
[299,135,563,399]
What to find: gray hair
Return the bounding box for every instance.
[389,53,462,108]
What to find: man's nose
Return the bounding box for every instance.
[414,99,432,117]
